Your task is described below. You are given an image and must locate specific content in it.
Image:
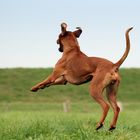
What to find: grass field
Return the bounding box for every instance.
[0,103,140,140]
[0,68,140,139]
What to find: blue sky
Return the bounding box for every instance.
[0,0,139,68]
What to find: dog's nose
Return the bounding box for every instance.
[57,39,60,44]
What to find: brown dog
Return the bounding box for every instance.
[31,23,133,130]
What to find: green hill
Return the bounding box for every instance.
[0,68,139,103]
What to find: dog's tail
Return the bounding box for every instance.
[114,27,133,68]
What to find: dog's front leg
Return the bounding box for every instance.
[38,75,67,89]
[31,70,65,92]
[30,74,54,92]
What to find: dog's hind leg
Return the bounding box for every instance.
[106,81,120,131]
[89,75,110,130]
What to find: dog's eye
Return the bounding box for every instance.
[111,73,114,76]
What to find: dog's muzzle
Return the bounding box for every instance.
[58,45,63,52]
[57,39,63,52]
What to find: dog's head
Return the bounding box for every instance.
[57,23,82,52]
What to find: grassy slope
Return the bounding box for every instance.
[0,68,140,103]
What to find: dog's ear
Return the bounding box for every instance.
[61,23,67,36]
[73,27,82,38]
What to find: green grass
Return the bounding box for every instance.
[0,68,140,139]
[0,103,140,140]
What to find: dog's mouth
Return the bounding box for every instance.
[57,39,63,52]
[58,45,63,52]
[57,36,64,53]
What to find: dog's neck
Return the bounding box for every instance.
[62,37,81,54]
[63,44,81,55]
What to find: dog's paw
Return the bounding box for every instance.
[96,122,104,130]
[109,126,116,131]
[30,86,38,92]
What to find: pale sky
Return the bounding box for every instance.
[0,0,139,68]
